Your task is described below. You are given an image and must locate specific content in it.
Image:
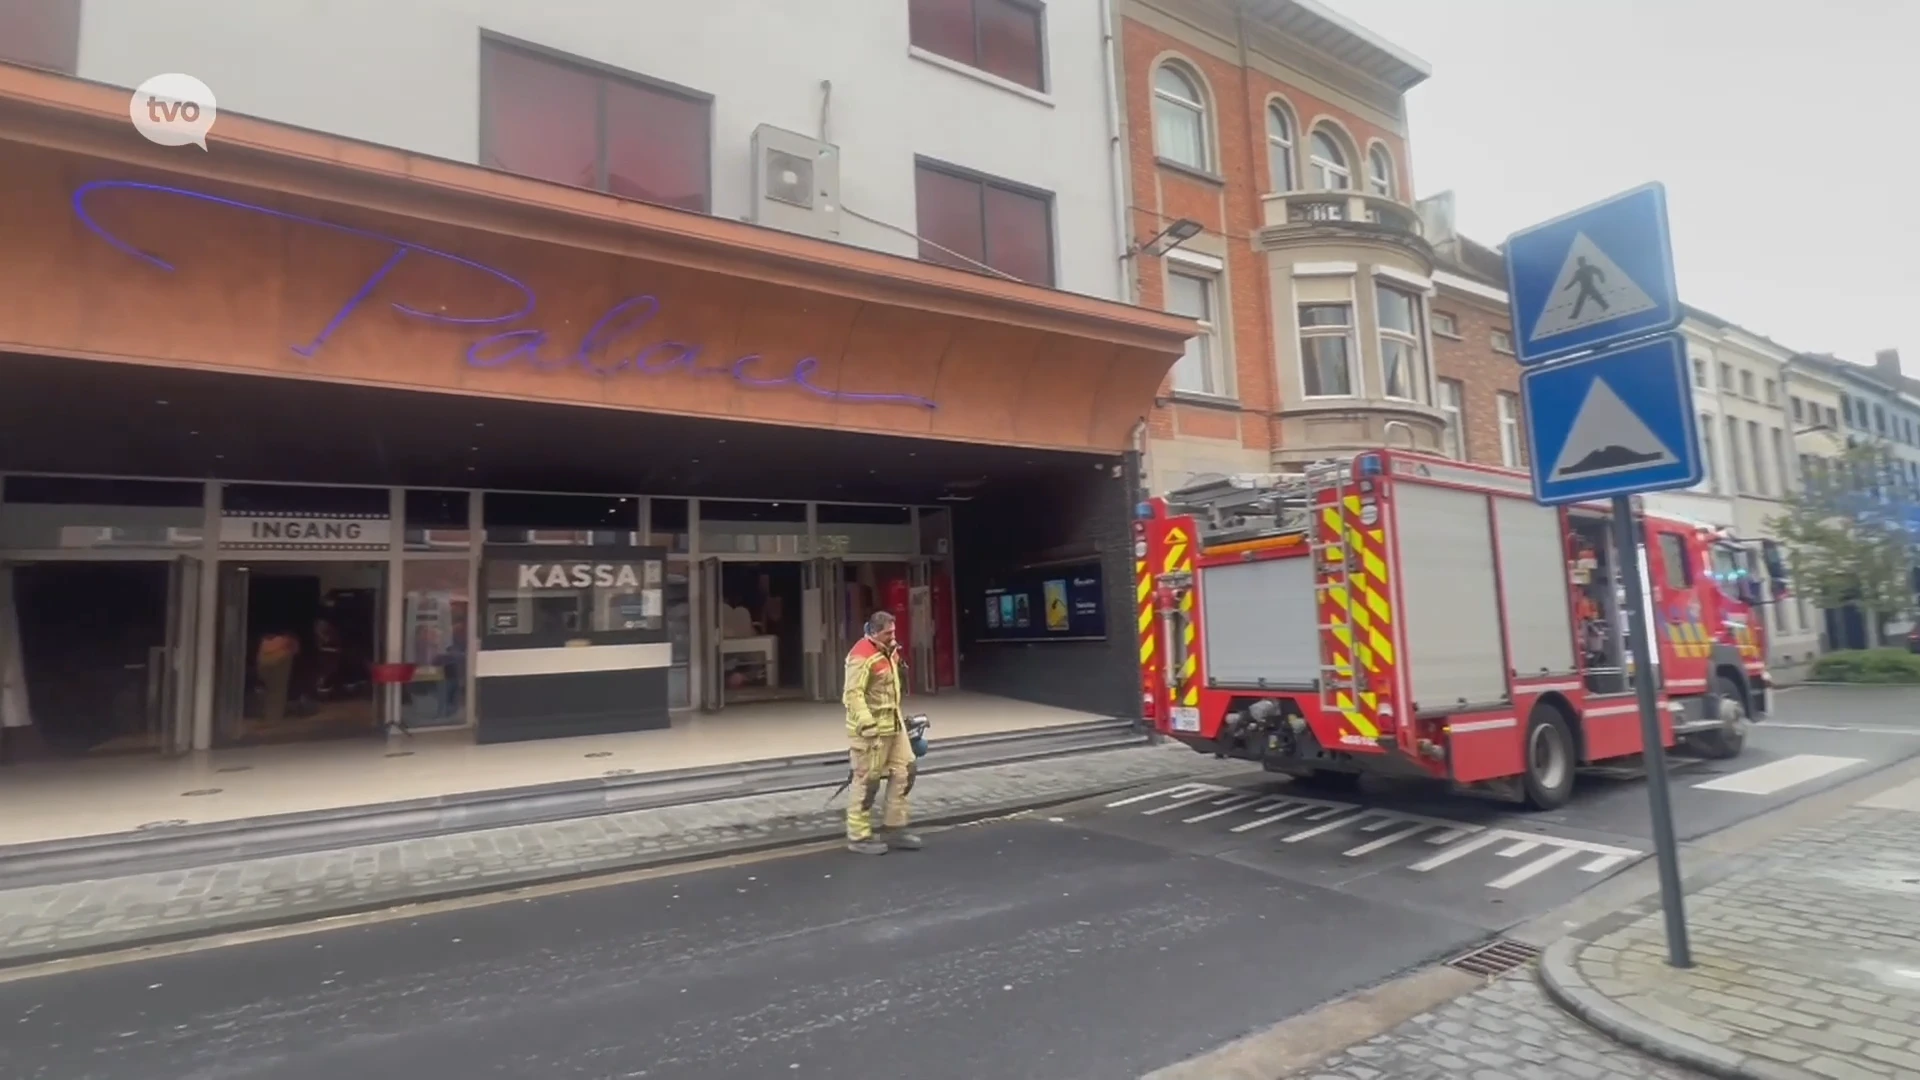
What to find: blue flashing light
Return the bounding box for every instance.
[1135,501,1154,520]
[1358,454,1383,477]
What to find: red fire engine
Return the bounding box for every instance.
[1135,450,1787,810]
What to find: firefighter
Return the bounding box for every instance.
[842,610,921,855]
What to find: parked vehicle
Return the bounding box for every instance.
[1135,450,1785,809]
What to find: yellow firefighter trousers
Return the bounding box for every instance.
[846,728,916,841]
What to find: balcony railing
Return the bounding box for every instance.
[1261,190,1424,237]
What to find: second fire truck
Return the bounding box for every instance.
[1136,449,1786,810]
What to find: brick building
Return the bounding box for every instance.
[1417,192,1526,469]
[1116,0,1440,492]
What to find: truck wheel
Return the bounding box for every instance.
[1523,705,1576,811]
[1691,677,1750,760]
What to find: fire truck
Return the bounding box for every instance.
[1135,449,1788,810]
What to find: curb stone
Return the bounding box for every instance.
[0,774,1179,971]
[1537,937,1820,1080]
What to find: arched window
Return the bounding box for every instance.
[1152,64,1209,170]
[1367,145,1395,198]
[1266,104,1295,192]
[1309,127,1350,191]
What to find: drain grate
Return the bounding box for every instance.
[215,765,254,774]
[179,788,224,798]
[1447,939,1541,978]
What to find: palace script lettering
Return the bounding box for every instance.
[71,180,936,410]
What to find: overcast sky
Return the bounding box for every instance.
[1320,0,1918,377]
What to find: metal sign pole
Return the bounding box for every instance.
[1611,493,1691,968]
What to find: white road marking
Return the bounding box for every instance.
[1229,802,1321,833]
[1183,795,1263,823]
[1693,754,1866,795]
[1486,846,1582,889]
[1860,777,1920,812]
[1766,722,1920,737]
[1106,782,1225,808]
[1143,791,1228,815]
[1407,828,1641,890]
[1112,788,1643,891]
[1343,822,1431,856]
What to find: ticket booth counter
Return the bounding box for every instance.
[475,545,670,744]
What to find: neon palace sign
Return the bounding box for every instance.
[70,180,937,410]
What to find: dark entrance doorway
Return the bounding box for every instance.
[716,561,805,703]
[10,561,171,757]
[215,562,386,746]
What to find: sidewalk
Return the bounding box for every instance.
[1542,774,1920,1080]
[0,743,1246,968]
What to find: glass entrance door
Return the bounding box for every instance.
[159,555,201,755]
[697,557,723,711]
[215,561,389,746]
[803,558,846,701]
[909,558,935,693]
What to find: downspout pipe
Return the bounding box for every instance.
[1098,0,1133,303]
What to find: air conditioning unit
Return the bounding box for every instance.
[749,124,841,240]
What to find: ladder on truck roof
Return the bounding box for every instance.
[1162,470,1321,547]
[1301,460,1364,718]
[1161,461,1366,716]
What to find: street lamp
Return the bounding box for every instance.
[1132,218,1204,258]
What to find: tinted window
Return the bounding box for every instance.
[481,40,711,213]
[914,162,1054,286]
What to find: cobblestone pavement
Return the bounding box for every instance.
[0,745,1244,966]
[1550,784,1920,1080]
[1303,972,1706,1080]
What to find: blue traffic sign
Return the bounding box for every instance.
[1504,183,1681,366]
[1522,333,1700,505]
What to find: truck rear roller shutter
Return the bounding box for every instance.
[1199,558,1316,687]
[1493,497,1577,678]
[1394,483,1507,708]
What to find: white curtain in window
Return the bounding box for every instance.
[1153,67,1207,169]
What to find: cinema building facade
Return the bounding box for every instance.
[0,63,1191,807]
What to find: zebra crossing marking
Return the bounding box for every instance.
[1104,783,1643,891]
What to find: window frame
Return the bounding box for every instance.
[1265,100,1297,193]
[1374,282,1427,403]
[0,0,80,74]
[1151,62,1212,172]
[1437,377,1466,460]
[911,157,1058,286]
[1430,310,1460,338]
[478,34,714,214]
[1700,414,1719,493]
[1725,414,1749,493]
[1365,143,1395,198]
[1497,392,1523,468]
[1657,533,1693,589]
[1166,265,1230,398]
[907,0,1049,94]
[1308,126,1351,191]
[1490,328,1515,355]
[1297,301,1358,399]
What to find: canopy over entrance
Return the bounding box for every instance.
[0,63,1193,459]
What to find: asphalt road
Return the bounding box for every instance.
[0,818,1488,1080]
[1070,684,1920,935]
[2,685,1911,1080]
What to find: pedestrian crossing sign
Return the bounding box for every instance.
[1504,183,1682,367]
